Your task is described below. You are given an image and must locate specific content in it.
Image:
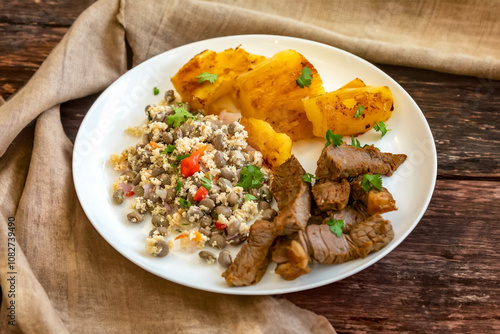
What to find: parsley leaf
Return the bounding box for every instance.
[361,174,383,192]
[147,110,152,121]
[325,129,343,147]
[196,72,218,84]
[153,87,160,95]
[354,105,364,118]
[363,144,380,151]
[161,144,176,154]
[245,194,257,201]
[373,121,391,138]
[175,180,182,194]
[179,198,191,208]
[236,165,264,189]
[302,173,319,183]
[326,219,344,237]
[351,135,361,148]
[296,66,312,88]
[200,175,213,191]
[167,103,197,128]
[176,154,190,161]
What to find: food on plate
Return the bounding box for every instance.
[349,175,397,215]
[109,92,275,257]
[315,144,407,180]
[171,47,265,114]
[222,220,275,287]
[311,179,350,212]
[303,85,394,137]
[340,78,367,89]
[236,49,325,140]
[239,117,292,171]
[270,155,311,236]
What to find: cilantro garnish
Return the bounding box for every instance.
[161,144,176,154]
[373,121,391,138]
[296,66,312,88]
[245,194,257,201]
[147,110,152,121]
[354,105,364,118]
[167,103,197,128]
[361,174,382,192]
[176,154,190,161]
[351,135,361,148]
[302,173,319,183]
[200,174,213,191]
[196,72,218,84]
[236,165,264,189]
[153,87,160,95]
[179,198,191,208]
[326,219,344,237]
[175,180,182,194]
[325,129,343,147]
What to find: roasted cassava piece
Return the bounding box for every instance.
[240,117,292,171]
[171,47,265,114]
[236,49,325,141]
[303,80,394,137]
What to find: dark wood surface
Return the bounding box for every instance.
[1,2,499,333]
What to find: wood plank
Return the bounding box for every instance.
[0,0,96,26]
[280,179,500,333]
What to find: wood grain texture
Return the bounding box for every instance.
[1,2,500,333]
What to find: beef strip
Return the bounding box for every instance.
[350,175,397,215]
[328,201,370,232]
[315,144,407,181]
[271,155,311,235]
[306,214,394,264]
[311,179,350,212]
[222,220,275,287]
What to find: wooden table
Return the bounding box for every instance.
[1,2,499,333]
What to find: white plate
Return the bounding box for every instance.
[73,35,437,295]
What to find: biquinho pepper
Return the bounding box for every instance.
[180,145,208,177]
[193,186,208,201]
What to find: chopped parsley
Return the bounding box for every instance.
[179,198,191,208]
[373,121,391,138]
[167,103,197,128]
[196,72,218,84]
[176,154,191,161]
[354,105,364,118]
[161,144,176,154]
[325,129,343,147]
[175,180,182,194]
[302,173,319,183]
[236,165,264,189]
[153,87,160,95]
[326,219,344,237]
[296,66,312,88]
[200,174,213,191]
[147,110,152,121]
[245,194,257,201]
[351,135,379,150]
[361,174,382,192]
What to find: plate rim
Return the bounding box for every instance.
[73,34,438,295]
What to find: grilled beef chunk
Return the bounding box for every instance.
[274,240,311,281]
[350,175,397,215]
[306,215,394,264]
[350,215,394,258]
[312,179,350,212]
[222,220,275,287]
[328,201,370,232]
[315,144,407,181]
[272,231,309,264]
[271,155,311,235]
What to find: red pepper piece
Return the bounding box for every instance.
[215,221,227,230]
[193,186,208,201]
[180,145,208,178]
[125,191,134,197]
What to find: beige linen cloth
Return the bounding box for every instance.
[0,0,498,333]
